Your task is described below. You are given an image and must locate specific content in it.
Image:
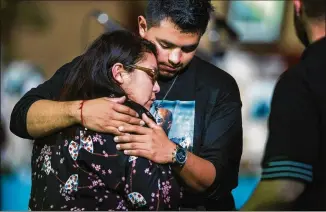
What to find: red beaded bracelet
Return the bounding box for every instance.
[79,100,86,126]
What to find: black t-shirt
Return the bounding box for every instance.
[156,63,196,101]
[261,37,326,210]
[150,62,196,152]
[149,57,242,210]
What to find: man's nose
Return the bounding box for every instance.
[168,49,181,67]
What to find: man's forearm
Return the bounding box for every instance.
[241,184,287,211]
[241,180,305,211]
[27,100,81,138]
[173,152,216,192]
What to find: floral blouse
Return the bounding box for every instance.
[29,126,183,211]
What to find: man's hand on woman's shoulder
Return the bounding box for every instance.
[72,96,144,135]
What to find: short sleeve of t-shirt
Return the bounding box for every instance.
[261,68,320,183]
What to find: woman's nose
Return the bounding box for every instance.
[153,81,160,93]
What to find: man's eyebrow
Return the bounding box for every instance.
[156,38,198,49]
[157,38,177,47]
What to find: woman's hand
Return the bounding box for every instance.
[114,113,176,164]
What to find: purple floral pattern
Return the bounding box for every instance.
[29,128,182,210]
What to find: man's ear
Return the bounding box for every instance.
[293,0,303,15]
[111,63,125,84]
[138,16,148,38]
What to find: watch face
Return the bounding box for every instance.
[176,148,187,164]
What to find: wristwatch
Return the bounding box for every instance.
[172,144,188,167]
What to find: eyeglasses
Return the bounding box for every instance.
[125,64,158,83]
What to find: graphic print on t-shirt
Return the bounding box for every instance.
[150,100,195,152]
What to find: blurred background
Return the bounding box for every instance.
[1,0,305,210]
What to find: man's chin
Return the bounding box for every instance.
[159,70,178,80]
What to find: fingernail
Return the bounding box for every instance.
[124,150,129,154]
[116,144,120,150]
[118,126,124,131]
[136,113,139,118]
[140,120,145,126]
[114,137,118,142]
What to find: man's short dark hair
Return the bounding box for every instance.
[145,0,214,35]
[302,0,326,21]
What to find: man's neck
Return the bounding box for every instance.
[307,20,326,43]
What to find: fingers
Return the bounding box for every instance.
[114,134,148,143]
[83,97,146,133]
[99,120,137,135]
[142,113,159,129]
[104,96,141,119]
[112,102,140,118]
[112,112,145,126]
[116,142,148,151]
[107,96,126,104]
[123,149,151,158]
[117,125,151,135]
[98,125,124,136]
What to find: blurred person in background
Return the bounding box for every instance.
[10,0,243,210]
[241,0,326,210]
[29,30,184,211]
[1,0,49,174]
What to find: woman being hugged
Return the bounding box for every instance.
[29,30,182,211]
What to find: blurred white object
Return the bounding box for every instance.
[226,1,285,43]
[2,61,44,97]
[216,49,285,174]
[241,79,277,172]
[1,61,45,172]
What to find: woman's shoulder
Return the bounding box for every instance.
[123,99,156,122]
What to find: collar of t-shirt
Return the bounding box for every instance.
[156,62,196,101]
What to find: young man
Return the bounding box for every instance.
[242,0,326,210]
[11,0,243,210]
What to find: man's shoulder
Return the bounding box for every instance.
[272,63,306,100]
[192,56,239,92]
[279,63,304,79]
[281,38,326,84]
[272,60,323,108]
[278,56,323,88]
[56,56,82,76]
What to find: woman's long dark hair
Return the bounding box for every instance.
[46,30,157,140]
[59,30,157,101]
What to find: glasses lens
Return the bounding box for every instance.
[127,65,157,83]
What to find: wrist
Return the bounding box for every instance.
[168,142,177,164]
[171,143,188,167]
[66,100,82,124]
